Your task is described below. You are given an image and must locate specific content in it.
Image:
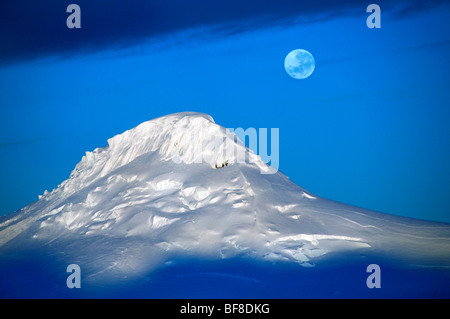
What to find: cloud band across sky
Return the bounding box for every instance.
[0,0,447,63]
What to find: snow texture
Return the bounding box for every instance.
[0,112,449,297]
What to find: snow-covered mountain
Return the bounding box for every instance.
[1,112,449,298]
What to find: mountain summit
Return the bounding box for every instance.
[1,112,449,297]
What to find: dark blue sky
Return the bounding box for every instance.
[1,1,450,222]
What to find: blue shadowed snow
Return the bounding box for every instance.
[1,251,450,298]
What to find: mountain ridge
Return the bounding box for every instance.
[1,112,449,284]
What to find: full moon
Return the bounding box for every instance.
[284,49,315,79]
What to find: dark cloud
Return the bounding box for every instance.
[0,0,447,64]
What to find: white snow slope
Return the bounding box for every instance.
[1,112,450,281]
